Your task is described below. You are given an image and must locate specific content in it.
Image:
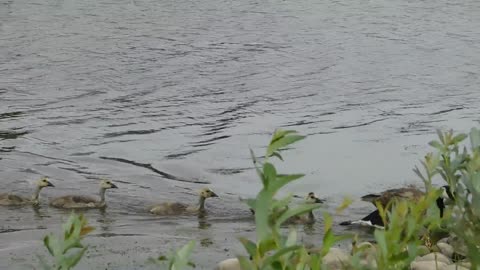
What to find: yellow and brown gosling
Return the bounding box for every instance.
[284,192,324,225]
[49,179,118,209]
[0,177,54,206]
[149,188,218,215]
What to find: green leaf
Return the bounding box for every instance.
[437,129,445,145]
[62,247,87,269]
[374,230,388,257]
[285,229,297,247]
[267,135,305,158]
[262,245,302,266]
[258,237,277,257]
[429,140,444,150]
[270,152,284,161]
[43,235,55,256]
[237,256,254,270]
[239,237,257,259]
[269,174,305,195]
[470,128,480,149]
[255,189,274,240]
[263,162,277,188]
[453,133,468,144]
[175,240,196,265]
[270,129,298,144]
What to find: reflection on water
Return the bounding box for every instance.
[1,0,480,267]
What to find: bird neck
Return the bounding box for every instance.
[99,188,107,203]
[308,210,315,222]
[436,197,445,218]
[197,196,206,211]
[31,186,42,204]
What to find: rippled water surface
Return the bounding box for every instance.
[1,0,480,268]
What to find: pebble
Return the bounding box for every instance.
[415,252,452,265]
[323,247,351,269]
[436,243,454,258]
[215,258,241,270]
[411,260,448,270]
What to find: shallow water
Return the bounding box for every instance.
[1,0,480,268]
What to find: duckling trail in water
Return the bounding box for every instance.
[49,179,118,209]
[149,188,218,215]
[0,177,54,206]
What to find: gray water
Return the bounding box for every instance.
[1,0,479,268]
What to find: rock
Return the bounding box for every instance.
[415,252,452,265]
[322,247,351,269]
[436,243,454,258]
[411,260,448,270]
[215,258,241,270]
[437,237,449,244]
[440,264,469,270]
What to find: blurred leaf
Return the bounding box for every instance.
[453,133,468,144]
[258,237,276,257]
[270,152,284,161]
[269,174,305,195]
[62,247,87,269]
[429,140,444,150]
[470,128,480,149]
[267,134,305,158]
[285,229,297,247]
[262,245,302,266]
[237,256,254,270]
[335,197,353,214]
[239,238,257,259]
[263,162,277,188]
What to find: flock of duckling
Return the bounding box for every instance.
[0,176,454,229]
[0,177,220,215]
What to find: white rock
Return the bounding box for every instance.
[437,237,449,244]
[215,258,241,270]
[322,247,351,269]
[411,260,448,270]
[436,243,454,258]
[415,252,452,265]
[440,264,469,270]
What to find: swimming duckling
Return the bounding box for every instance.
[340,185,453,228]
[284,192,324,225]
[49,179,118,209]
[0,177,54,206]
[149,188,218,215]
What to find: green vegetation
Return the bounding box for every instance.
[37,128,480,269]
[38,213,94,270]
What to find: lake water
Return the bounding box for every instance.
[1,0,479,268]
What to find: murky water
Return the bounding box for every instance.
[1,0,479,268]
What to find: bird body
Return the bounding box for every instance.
[149,188,218,215]
[50,179,118,209]
[0,177,54,206]
[341,185,453,228]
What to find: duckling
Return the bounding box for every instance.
[149,188,218,215]
[0,177,54,206]
[50,179,118,209]
[340,185,453,228]
[284,192,324,225]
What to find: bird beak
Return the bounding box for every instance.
[111,183,118,189]
[315,197,324,203]
[211,192,218,197]
[47,181,55,187]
